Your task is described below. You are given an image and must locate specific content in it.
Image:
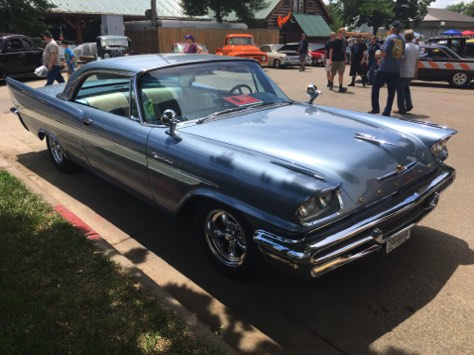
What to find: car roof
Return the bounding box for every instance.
[0,33,26,39]
[74,54,252,75]
[419,43,452,49]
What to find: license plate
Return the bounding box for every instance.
[386,229,411,253]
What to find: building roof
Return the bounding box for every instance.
[293,14,332,37]
[424,8,474,23]
[48,0,283,20]
[48,0,194,18]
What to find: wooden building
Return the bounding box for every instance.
[41,0,332,50]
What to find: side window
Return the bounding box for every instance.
[5,39,23,51]
[260,46,270,52]
[428,48,449,59]
[21,38,33,50]
[74,74,133,118]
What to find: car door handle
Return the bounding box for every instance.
[83,118,93,126]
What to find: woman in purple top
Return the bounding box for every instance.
[183,34,203,54]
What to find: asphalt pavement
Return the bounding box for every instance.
[0,68,473,354]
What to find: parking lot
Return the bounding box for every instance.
[1,66,473,354]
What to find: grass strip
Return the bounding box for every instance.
[0,169,220,354]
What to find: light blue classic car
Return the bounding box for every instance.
[7,54,456,279]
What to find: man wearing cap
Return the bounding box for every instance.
[369,20,405,116]
[183,34,203,54]
[41,31,65,85]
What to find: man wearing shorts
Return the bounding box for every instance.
[329,28,347,93]
[297,33,309,72]
[325,32,336,87]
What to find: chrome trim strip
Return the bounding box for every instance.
[355,132,396,146]
[311,235,375,264]
[83,132,148,166]
[310,244,382,277]
[377,161,417,182]
[147,158,218,188]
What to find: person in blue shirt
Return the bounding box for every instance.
[297,33,309,72]
[368,21,405,116]
[61,40,75,78]
[367,36,380,85]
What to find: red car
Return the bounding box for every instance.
[309,43,325,66]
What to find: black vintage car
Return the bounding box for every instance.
[417,44,474,88]
[0,33,43,80]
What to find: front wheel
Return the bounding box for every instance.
[201,204,261,279]
[273,59,281,68]
[46,135,77,172]
[449,71,470,88]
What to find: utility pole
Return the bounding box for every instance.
[151,0,157,27]
[150,0,159,53]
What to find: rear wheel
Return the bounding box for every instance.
[46,135,77,172]
[200,203,261,279]
[449,71,470,88]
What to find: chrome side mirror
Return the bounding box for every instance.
[307,83,322,104]
[161,109,181,141]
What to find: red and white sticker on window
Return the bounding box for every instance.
[224,95,262,106]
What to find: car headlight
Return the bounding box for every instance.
[431,139,448,161]
[296,188,341,223]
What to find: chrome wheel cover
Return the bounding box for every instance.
[204,209,247,267]
[453,72,468,86]
[49,137,65,164]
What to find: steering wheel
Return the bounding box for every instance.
[228,84,253,95]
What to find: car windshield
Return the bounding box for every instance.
[229,37,255,46]
[309,44,325,51]
[99,37,129,47]
[138,61,291,124]
[278,44,298,52]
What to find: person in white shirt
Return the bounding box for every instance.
[42,30,65,86]
[395,30,419,114]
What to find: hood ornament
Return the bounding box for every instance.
[307,84,322,104]
[354,132,396,147]
[378,161,417,182]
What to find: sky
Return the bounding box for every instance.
[430,0,468,8]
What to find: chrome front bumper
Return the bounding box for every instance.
[253,167,455,277]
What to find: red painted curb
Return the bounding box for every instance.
[54,204,101,240]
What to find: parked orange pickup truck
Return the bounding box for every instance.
[215,34,268,65]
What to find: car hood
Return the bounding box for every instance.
[181,103,435,205]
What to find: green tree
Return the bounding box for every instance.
[180,0,270,24]
[393,0,433,28]
[0,0,55,35]
[327,1,345,32]
[447,1,474,17]
[330,0,434,35]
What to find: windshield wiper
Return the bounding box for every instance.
[197,106,253,124]
[197,101,293,124]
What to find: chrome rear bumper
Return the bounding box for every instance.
[253,167,455,277]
